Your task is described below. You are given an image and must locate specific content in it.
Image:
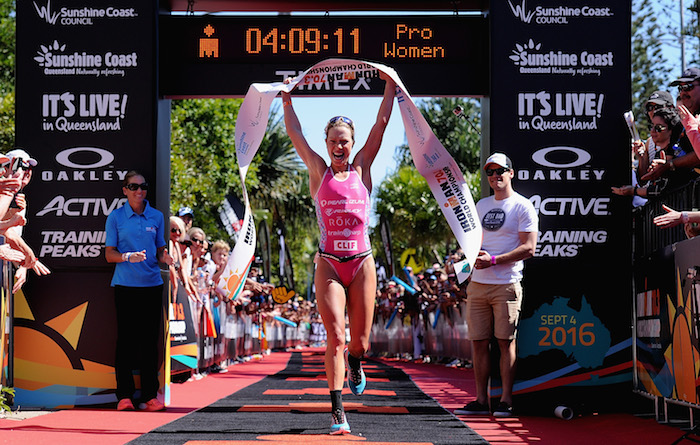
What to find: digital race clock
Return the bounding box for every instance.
[159,15,488,97]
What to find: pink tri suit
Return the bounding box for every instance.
[314,165,372,287]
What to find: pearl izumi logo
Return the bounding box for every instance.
[508,0,613,25]
[510,40,613,76]
[33,1,138,26]
[34,41,138,77]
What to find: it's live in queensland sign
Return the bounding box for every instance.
[490,0,631,412]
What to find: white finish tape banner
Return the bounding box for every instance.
[218,59,482,296]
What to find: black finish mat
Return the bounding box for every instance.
[129,351,488,444]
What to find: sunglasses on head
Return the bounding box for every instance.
[678,83,697,92]
[485,167,511,176]
[125,182,149,191]
[648,124,668,132]
[329,116,353,126]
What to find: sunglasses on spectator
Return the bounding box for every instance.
[485,167,511,176]
[171,228,181,234]
[125,182,149,191]
[678,83,697,92]
[648,124,668,132]
[645,103,664,112]
[329,116,353,126]
[191,238,204,245]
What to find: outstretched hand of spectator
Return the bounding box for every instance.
[0,176,21,196]
[14,193,26,210]
[653,204,684,229]
[32,260,51,276]
[12,266,27,294]
[0,244,25,263]
[641,150,667,182]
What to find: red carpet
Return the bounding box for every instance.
[0,348,697,444]
[378,357,696,445]
[0,352,291,445]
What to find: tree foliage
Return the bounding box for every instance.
[632,0,673,135]
[395,97,482,175]
[372,97,481,268]
[0,0,14,152]
[372,165,450,270]
[170,98,243,241]
[170,100,316,293]
[0,0,14,95]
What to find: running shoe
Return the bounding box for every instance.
[138,398,166,412]
[344,348,366,396]
[493,401,514,417]
[330,409,351,435]
[116,398,134,411]
[454,400,490,415]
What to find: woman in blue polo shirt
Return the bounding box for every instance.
[105,170,173,412]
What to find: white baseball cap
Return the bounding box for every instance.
[7,149,38,167]
[484,152,512,170]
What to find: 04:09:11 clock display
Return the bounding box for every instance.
[245,27,360,55]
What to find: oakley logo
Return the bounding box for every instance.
[55,147,114,169]
[532,147,591,168]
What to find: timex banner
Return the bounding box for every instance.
[489,1,631,412]
[15,0,163,407]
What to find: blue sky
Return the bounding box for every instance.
[278,95,407,195]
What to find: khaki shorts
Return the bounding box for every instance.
[466,281,523,341]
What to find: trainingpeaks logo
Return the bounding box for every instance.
[508,0,614,25]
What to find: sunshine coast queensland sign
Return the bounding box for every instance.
[490,1,631,414]
[15,0,161,408]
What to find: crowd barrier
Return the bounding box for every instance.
[175,295,472,377]
[0,256,12,393]
[632,178,700,427]
[370,301,472,361]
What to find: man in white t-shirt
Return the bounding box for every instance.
[455,152,538,418]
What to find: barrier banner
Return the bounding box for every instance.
[170,285,198,373]
[490,1,632,413]
[220,58,483,297]
[635,237,700,404]
[379,215,395,278]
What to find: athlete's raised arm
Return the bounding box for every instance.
[282,81,327,190]
[354,72,396,188]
